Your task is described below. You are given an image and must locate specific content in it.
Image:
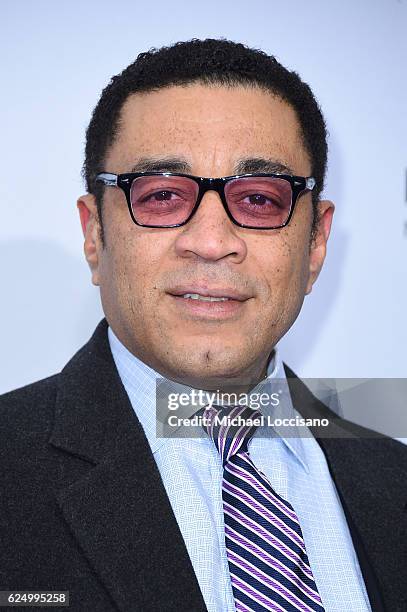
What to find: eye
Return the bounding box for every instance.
[246,194,271,206]
[241,193,284,209]
[142,190,180,203]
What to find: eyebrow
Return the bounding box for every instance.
[129,157,191,173]
[234,157,295,176]
[129,156,295,176]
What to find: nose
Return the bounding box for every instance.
[173,190,248,263]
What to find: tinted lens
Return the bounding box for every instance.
[225,177,293,228]
[130,175,198,226]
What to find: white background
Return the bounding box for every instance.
[1,0,406,394]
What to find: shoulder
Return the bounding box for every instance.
[0,374,66,507]
[0,374,59,447]
[283,362,407,467]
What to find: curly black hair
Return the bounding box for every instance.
[82,38,328,244]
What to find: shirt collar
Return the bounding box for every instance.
[108,325,309,472]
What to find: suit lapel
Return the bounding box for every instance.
[49,319,207,612]
[285,365,407,611]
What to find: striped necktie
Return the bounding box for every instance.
[202,403,325,612]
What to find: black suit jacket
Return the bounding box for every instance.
[0,318,406,611]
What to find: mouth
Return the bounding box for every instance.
[167,285,252,319]
[168,285,250,301]
[178,293,234,302]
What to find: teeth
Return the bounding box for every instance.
[182,293,230,302]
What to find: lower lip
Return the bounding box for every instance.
[169,295,248,319]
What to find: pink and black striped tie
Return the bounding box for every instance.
[202,404,325,612]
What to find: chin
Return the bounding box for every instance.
[161,345,256,388]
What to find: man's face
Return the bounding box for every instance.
[78,84,333,389]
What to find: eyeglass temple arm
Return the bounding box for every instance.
[305,177,316,190]
[305,176,317,191]
[95,173,118,186]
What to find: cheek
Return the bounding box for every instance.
[254,231,311,314]
[280,209,313,286]
[103,230,168,317]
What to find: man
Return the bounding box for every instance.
[0,39,405,612]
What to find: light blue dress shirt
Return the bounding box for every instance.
[107,325,371,612]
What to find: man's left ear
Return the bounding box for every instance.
[305,200,335,295]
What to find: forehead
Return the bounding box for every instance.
[107,84,310,175]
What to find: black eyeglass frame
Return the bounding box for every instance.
[95,171,316,230]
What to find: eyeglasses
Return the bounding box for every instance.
[95,171,316,230]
